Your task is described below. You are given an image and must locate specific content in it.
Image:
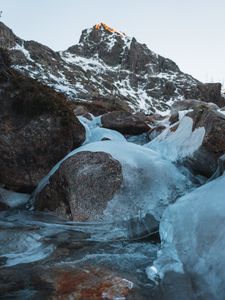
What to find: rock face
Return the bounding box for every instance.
[185,108,225,177]
[101,111,150,135]
[0,50,85,192]
[1,21,222,114]
[34,151,123,221]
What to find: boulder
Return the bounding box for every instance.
[34,151,123,221]
[0,50,85,192]
[70,98,132,117]
[185,108,225,177]
[72,105,89,116]
[169,99,218,124]
[101,111,150,135]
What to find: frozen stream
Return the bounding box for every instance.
[0,114,215,299]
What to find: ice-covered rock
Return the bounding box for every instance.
[145,116,205,162]
[150,104,225,178]
[33,140,193,223]
[149,173,225,300]
[169,99,219,125]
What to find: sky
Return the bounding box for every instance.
[0,0,224,84]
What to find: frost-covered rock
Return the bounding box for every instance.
[101,111,150,135]
[150,173,225,300]
[34,151,123,221]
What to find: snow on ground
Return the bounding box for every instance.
[11,43,34,62]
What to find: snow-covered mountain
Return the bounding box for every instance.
[0,21,223,113]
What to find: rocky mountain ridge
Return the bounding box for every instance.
[0,21,224,113]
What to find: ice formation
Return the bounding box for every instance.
[0,231,54,266]
[0,188,29,208]
[33,122,193,222]
[148,173,225,299]
[145,116,205,161]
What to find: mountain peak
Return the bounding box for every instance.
[94,22,125,36]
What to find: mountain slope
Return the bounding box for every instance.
[0,22,223,113]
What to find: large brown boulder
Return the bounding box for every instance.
[0,50,85,192]
[70,98,132,117]
[34,151,123,221]
[101,111,150,135]
[185,108,225,177]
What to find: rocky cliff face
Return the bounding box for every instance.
[0,21,224,113]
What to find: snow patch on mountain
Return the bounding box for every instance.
[3,21,216,113]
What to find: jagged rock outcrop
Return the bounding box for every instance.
[34,151,123,221]
[1,21,223,114]
[0,49,85,192]
[101,111,150,135]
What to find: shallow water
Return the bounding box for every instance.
[0,210,161,299]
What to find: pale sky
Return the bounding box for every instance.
[1,0,224,84]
